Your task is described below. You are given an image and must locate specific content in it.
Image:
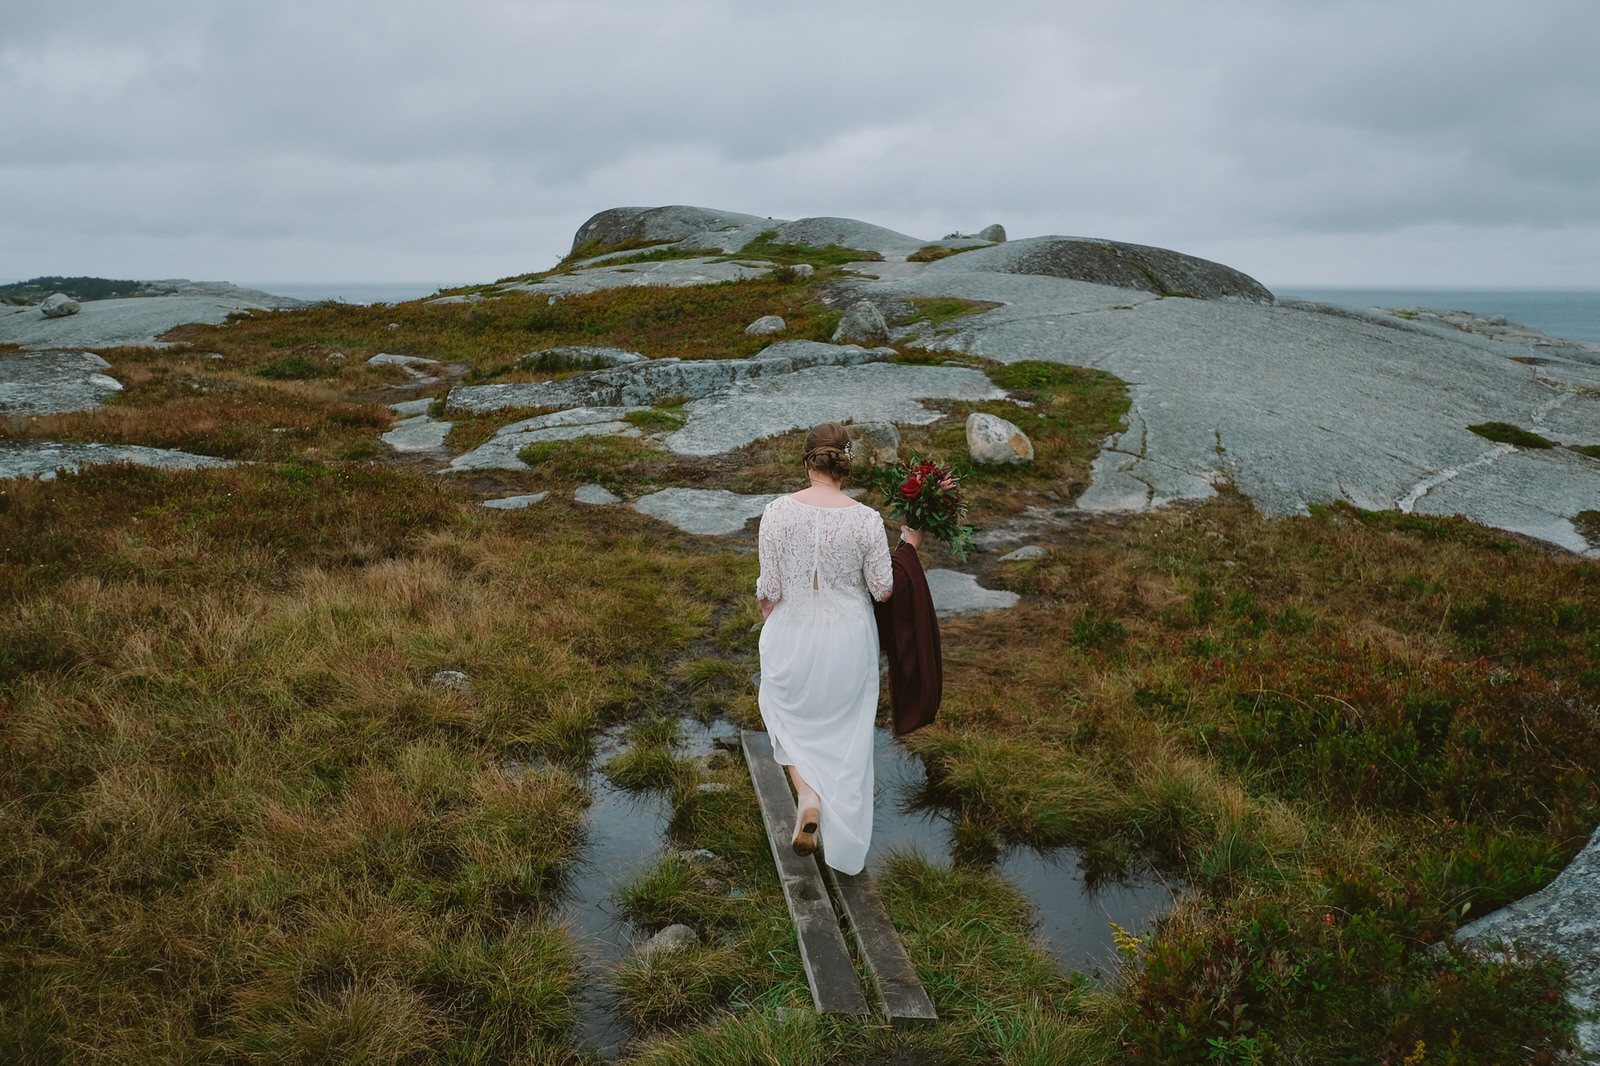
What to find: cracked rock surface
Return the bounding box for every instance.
[0,350,124,415]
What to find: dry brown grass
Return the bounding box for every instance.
[0,463,756,1062]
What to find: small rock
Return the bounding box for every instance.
[368,352,439,369]
[792,263,815,279]
[845,422,900,467]
[999,545,1047,562]
[574,483,622,505]
[701,878,724,893]
[644,924,699,956]
[207,353,224,360]
[430,670,472,695]
[481,492,549,510]
[327,352,345,360]
[977,223,1007,243]
[547,296,560,305]
[745,315,786,336]
[832,300,889,345]
[966,412,1034,464]
[40,293,81,318]
[925,569,1021,616]
[680,848,719,866]
[387,322,401,331]
[695,782,730,795]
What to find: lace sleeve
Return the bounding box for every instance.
[863,509,893,602]
[756,505,782,602]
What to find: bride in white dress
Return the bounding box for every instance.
[756,422,922,875]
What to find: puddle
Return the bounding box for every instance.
[553,718,1171,1058]
[869,728,1177,979]
[555,716,740,1060]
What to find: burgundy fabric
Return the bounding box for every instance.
[872,542,943,736]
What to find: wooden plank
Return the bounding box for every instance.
[740,730,869,1016]
[827,866,939,1025]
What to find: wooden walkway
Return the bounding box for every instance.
[741,730,937,1024]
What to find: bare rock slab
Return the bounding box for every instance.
[574,483,622,505]
[382,415,452,453]
[0,439,234,480]
[0,282,306,349]
[924,570,1020,617]
[481,492,549,509]
[1454,824,1600,1053]
[633,487,780,535]
[446,407,644,472]
[746,315,786,336]
[662,363,1005,457]
[0,351,123,415]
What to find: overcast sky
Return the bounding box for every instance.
[5,0,1599,290]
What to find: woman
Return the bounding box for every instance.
[756,422,921,875]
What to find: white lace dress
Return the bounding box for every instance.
[756,495,893,875]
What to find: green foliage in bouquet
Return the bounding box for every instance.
[869,452,977,561]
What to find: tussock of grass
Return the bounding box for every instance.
[907,244,983,263]
[905,295,1002,325]
[1467,420,1555,448]
[732,231,884,267]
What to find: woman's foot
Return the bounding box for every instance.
[792,794,820,856]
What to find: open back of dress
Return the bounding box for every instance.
[756,497,893,875]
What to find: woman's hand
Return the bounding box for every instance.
[758,597,776,620]
[900,526,923,550]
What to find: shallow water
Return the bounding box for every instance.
[870,728,1177,979]
[555,717,739,1059]
[559,718,1174,1057]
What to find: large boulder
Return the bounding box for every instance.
[936,235,1275,303]
[833,300,890,345]
[977,224,1007,243]
[745,315,786,336]
[967,412,1034,464]
[40,293,81,318]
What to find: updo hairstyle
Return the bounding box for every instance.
[802,422,852,482]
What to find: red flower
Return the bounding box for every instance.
[901,477,923,499]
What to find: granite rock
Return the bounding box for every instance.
[845,422,901,466]
[0,350,123,415]
[446,340,890,414]
[643,923,699,955]
[999,545,1048,561]
[0,439,234,480]
[481,492,549,509]
[1453,824,1600,1053]
[977,224,1007,243]
[632,487,780,535]
[574,483,622,505]
[967,412,1034,464]
[924,570,1021,617]
[832,300,890,345]
[40,293,81,318]
[745,315,786,336]
[446,407,644,472]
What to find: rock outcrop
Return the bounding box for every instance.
[446,339,894,414]
[940,236,1274,303]
[832,300,890,345]
[977,224,1007,243]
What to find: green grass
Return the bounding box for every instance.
[905,295,1002,326]
[729,231,884,268]
[1467,421,1556,448]
[1570,443,1600,459]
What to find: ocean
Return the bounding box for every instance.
[1279,288,1600,346]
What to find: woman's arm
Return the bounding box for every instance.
[755,509,782,615]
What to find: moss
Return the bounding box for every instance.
[1467,421,1556,448]
[906,244,983,263]
[730,230,884,267]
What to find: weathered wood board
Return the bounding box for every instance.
[740,729,869,1016]
[827,865,938,1025]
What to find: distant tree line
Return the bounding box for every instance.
[0,276,146,305]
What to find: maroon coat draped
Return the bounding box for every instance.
[872,542,943,736]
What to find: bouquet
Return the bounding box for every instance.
[869,453,976,561]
